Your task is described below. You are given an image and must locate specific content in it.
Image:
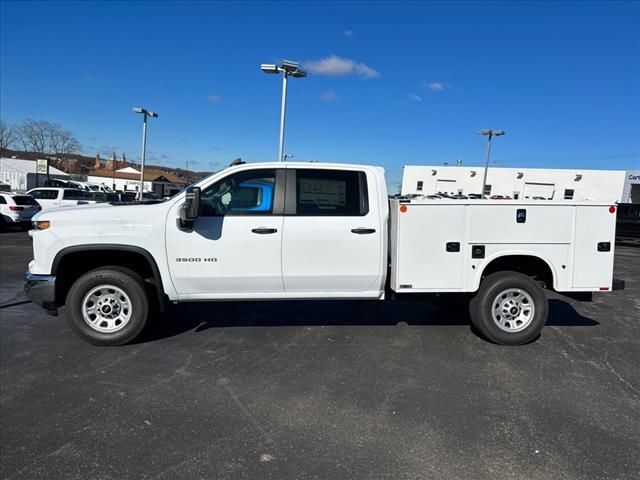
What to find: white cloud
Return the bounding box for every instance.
[424,81,451,92]
[304,55,380,79]
[408,93,422,102]
[344,29,354,37]
[207,95,221,103]
[321,90,338,101]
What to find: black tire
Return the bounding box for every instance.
[65,266,150,346]
[470,271,547,345]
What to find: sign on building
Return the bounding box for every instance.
[36,159,48,174]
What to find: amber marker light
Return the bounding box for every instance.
[32,220,51,230]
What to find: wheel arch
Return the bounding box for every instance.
[52,244,167,310]
[475,253,557,291]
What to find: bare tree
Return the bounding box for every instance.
[15,119,81,156]
[17,119,54,154]
[0,121,17,152]
[49,128,81,157]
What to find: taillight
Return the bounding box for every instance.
[9,206,24,211]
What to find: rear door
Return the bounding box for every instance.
[281,168,383,294]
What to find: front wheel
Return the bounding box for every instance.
[65,267,149,346]
[470,271,547,345]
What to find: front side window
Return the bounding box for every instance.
[295,169,367,216]
[201,169,276,216]
[0,196,6,204]
[30,190,58,200]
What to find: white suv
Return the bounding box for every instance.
[0,193,42,230]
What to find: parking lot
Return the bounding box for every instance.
[0,228,638,480]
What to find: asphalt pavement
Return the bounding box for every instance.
[1,228,639,480]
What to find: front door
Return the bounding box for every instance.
[281,168,383,295]
[166,168,285,298]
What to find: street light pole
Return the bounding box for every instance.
[278,72,288,164]
[132,107,158,201]
[139,114,147,200]
[479,129,505,197]
[261,60,306,162]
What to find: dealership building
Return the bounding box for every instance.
[622,170,640,203]
[401,166,630,202]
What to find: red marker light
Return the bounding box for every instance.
[609,205,616,214]
[400,205,408,213]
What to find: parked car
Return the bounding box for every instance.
[467,193,483,199]
[0,193,41,230]
[26,188,93,211]
[490,195,513,200]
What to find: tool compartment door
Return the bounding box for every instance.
[393,203,466,290]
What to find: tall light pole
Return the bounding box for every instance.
[132,107,158,200]
[261,60,307,162]
[479,129,505,197]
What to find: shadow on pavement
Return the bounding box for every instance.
[135,297,598,344]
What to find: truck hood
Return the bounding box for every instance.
[32,201,169,224]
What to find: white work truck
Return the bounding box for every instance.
[25,161,624,346]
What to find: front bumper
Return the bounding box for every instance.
[24,272,57,315]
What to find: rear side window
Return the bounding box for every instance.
[12,195,37,205]
[63,190,89,200]
[0,196,6,204]
[295,169,368,216]
[30,190,58,200]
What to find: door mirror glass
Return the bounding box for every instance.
[178,186,201,229]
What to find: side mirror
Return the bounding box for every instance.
[178,186,201,230]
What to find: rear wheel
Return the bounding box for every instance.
[470,271,547,345]
[65,267,149,346]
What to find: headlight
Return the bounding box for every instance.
[32,220,51,230]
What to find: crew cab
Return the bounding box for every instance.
[25,162,623,346]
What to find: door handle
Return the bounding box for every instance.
[351,228,376,234]
[251,227,278,234]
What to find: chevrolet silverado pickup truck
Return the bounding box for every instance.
[25,161,623,346]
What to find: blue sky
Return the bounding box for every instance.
[1,1,639,187]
